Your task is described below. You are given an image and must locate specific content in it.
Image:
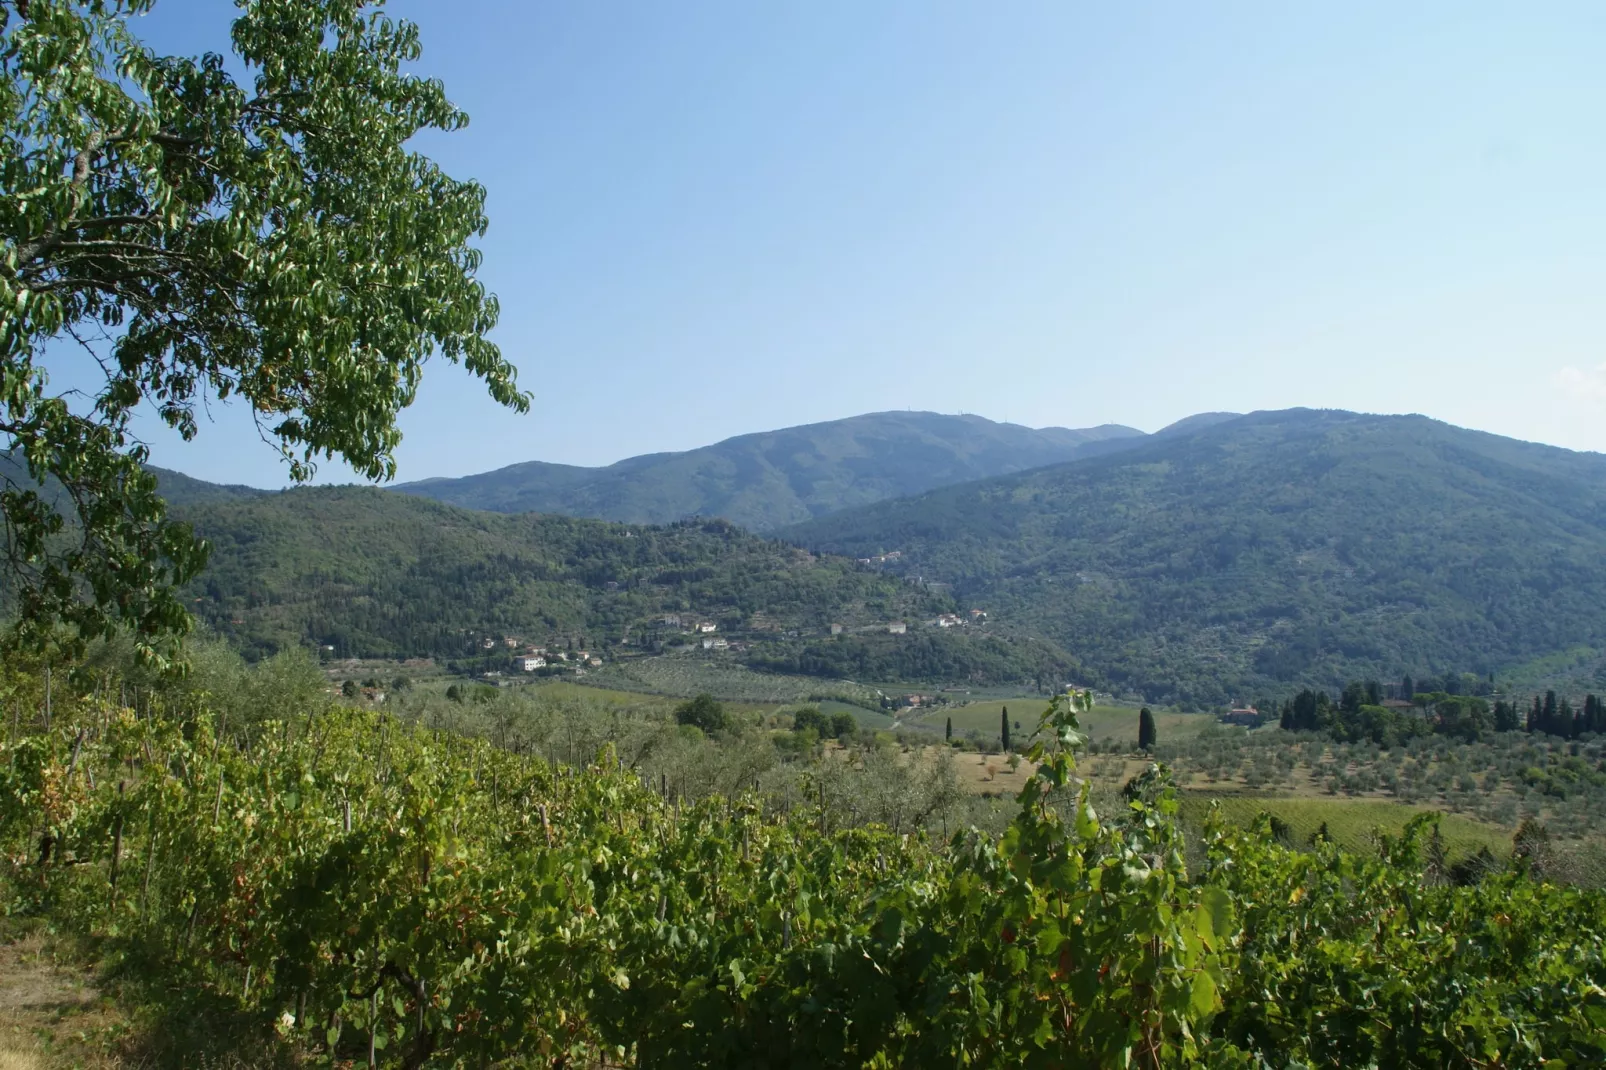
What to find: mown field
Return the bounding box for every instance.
[577,654,885,706]
[907,697,1211,746]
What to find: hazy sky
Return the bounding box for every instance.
[94,1,1606,485]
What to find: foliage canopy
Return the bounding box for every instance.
[0,0,524,659]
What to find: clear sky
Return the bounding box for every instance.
[103,0,1606,485]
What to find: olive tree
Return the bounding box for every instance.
[0,0,525,661]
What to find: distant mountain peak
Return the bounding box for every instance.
[1153,412,1243,436]
[390,410,1159,530]
[782,408,1606,704]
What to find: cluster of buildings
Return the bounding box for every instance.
[491,639,604,673]
[656,614,720,634]
[823,608,988,639]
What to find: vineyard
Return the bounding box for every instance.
[3,675,1605,1068]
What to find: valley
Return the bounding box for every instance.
[11,405,1606,1066]
[7,3,1604,1063]
[161,406,1606,708]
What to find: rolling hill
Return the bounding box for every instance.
[172,486,1072,686]
[391,410,1147,530]
[781,409,1606,706]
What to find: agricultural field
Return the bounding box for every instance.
[579,653,883,706]
[907,696,1212,747]
[1182,796,1511,862]
[815,698,896,730]
[911,703,1606,876]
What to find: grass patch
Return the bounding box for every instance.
[1182,794,1512,862]
[910,698,1211,746]
[579,656,882,706]
[816,699,895,730]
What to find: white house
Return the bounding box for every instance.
[697,621,717,633]
[887,621,908,635]
[517,656,546,672]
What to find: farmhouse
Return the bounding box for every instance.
[887,621,908,635]
[516,656,546,672]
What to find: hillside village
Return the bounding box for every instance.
[470,598,994,682]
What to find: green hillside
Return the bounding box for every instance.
[173,486,1067,685]
[148,465,269,506]
[783,409,1606,706]
[392,410,1143,530]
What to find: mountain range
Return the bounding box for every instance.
[388,410,1237,530]
[130,406,1606,703]
[784,409,1606,704]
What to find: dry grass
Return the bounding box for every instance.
[0,926,123,1069]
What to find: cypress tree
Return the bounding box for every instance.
[1138,707,1157,751]
[945,716,952,742]
[1001,707,1011,751]
[1543,691,1559,737]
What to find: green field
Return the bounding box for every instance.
[1182,795,1511,862]
[579,655,883,706]
[909,698,1212,746]
[816,698,896,730]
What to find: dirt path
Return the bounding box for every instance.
[0,927,123,1069]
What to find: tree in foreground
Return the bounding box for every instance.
[1001,705,1010,750]
[0,0,526,661]
[1139,705,1156,750]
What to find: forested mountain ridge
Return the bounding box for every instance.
[391,410,1146,530]
[173,487,938,659]
[170,486,1070,685]
[149,465,268,506]
[782,409,1606,706]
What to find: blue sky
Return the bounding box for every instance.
[106,1,1606,485]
